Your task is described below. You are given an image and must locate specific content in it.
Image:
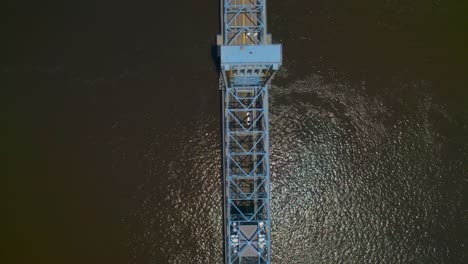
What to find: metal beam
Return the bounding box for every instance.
[218,0,281,263]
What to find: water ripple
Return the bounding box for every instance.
[125,74,466,263]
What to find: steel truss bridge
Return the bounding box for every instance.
[217,1,282,263]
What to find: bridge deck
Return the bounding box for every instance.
[219,1,280,263]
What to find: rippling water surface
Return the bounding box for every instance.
[126,73,466,263]
[4,0,467,263]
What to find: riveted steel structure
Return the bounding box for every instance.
[217,1,281,263]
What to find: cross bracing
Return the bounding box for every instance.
[223,0,266,45]
[223,84,272,264]
[219,0,281,263]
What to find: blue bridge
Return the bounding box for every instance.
[217,1,282,263]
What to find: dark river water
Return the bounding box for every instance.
[3,1,467,263]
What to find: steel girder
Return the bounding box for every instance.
[223,0,266,45]
[223,85,271,264]
[218,0,280,263]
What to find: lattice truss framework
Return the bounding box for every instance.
[224,0,266,45]
[223,64,274,88]
[224,85,271,264]
[220,0,280,263]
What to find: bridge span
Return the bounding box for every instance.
[217,1,282,263]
